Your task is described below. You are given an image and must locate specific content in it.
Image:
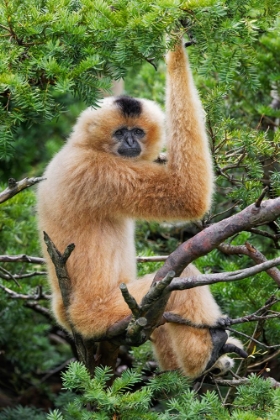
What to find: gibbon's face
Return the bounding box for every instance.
[73,95,165,162]
[111,96,161,160]
[112,126,145,158]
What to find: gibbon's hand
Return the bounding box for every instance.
[216,315,231,327]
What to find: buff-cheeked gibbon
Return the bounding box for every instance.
[37,39,244,379]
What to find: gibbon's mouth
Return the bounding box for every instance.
[118,149,141,158]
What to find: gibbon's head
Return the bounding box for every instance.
[69,95,165,161]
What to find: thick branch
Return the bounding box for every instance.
[0,177,45,204]
[102,257,280,341]
[125,271,175,345]
[153,198,280,283]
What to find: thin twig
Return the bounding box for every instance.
[0,177,45,204]
[0,271,47,280]
[248,349,280,369]
[168,256,280,291]
[136,256,168,263]
[226,327,280,349]
[0,254,45,264]
[255,187,269,208]
[0,266,20,287]
[218,242,280,286]
[0,283,50,300]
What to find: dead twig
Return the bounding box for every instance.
[0,254,45,264]
[0,177,45,204]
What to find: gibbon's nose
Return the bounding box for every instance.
[125,132,135,147]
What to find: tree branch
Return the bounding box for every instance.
[163,295,280,335]
[0,283,49,300]
[226,327,280,349]
[24,301,52,320]
[0,254,45,264]
[153,198,280,283]
[214,376,280,388]
[136,255,168,263]
[218,242,280,286]
[40,198,280,377]
[0,177,45,204]
[168,256,280,291]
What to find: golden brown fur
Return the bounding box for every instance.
[37,40,229,378]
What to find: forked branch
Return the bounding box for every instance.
[43,197,280,376]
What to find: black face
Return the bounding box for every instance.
[113,126,145,158]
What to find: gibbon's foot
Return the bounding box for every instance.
[205,328,247,372]
[221,342,248,359]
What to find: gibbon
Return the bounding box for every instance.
[37,39,243,378]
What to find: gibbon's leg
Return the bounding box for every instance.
[67,273,153,338]
[99,266,226,379]
[152,324,214,378]
[151,265,224,378]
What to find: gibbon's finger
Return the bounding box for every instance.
[216,316,231,327]
[221,343,248,359]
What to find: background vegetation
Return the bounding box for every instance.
[0,0,279,417]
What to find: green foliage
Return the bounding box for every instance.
[130,340,154,372]
[1,0,280,416]
[0,0,184,160]
[0,187,70,379]
[0,187,38,256]
[52,362,157,419]
[0,406,46,420]
[233,374,276,417]
[161,376,280,419]
[48,362,192,419]
[46,366,280,419]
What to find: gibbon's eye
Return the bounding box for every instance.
[132,127,145,138]
[114,128,127,139]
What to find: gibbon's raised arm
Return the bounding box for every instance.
[45,40,213,223]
